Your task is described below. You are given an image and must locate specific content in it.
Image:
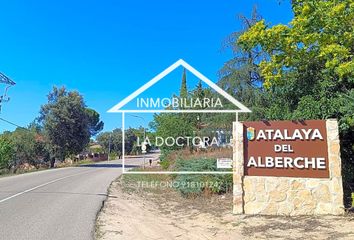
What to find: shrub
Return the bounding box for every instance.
[159,150,173,169]
[0,136,14,170]
[159,148,233,171]
[173,158,232,197]
[109,152,118,160]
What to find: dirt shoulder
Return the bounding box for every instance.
[96,176,354,240]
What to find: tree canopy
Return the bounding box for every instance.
[231,0,354,205]
[39,86,104,166]
[0,135,14,169]
[238,0,353,88]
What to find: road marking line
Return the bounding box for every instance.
[0,169,96,204]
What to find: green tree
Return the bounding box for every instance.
[39,86,103,167]
[237,0,354,206]
[196,80,204,97]
[150,113,195,151]
[180,68,188,100]
[97,131,119,156]
[207,6,268,131]
[152,67,210,151]
[5,127,48,169]
[86,108,104,136]
[0,135,14,170]
[125,128,138,154]
[97,128,146,156]
[240,1,353,88]
[193,80,205,107]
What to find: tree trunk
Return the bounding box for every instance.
[50,157,55,168]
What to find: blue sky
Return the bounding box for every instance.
[0,0,293,133]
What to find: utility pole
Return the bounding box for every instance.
[0,72,16,113]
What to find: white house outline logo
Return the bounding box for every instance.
[108,59,251,113]
[108,59,251,174]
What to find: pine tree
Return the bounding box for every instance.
[179,68,188,99]
[195,80,204,100]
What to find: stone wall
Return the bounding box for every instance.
[233,119,344,215]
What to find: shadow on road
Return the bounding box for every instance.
[78,163,139,168]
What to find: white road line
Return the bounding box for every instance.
[0,169,96,204]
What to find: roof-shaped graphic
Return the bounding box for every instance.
[107,59,251,113]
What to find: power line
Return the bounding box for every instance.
[0,117,28,130]
[0,72,15,85]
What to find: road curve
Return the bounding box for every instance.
[0,160,123,240]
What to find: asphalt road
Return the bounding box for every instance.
[0,155,154,240]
